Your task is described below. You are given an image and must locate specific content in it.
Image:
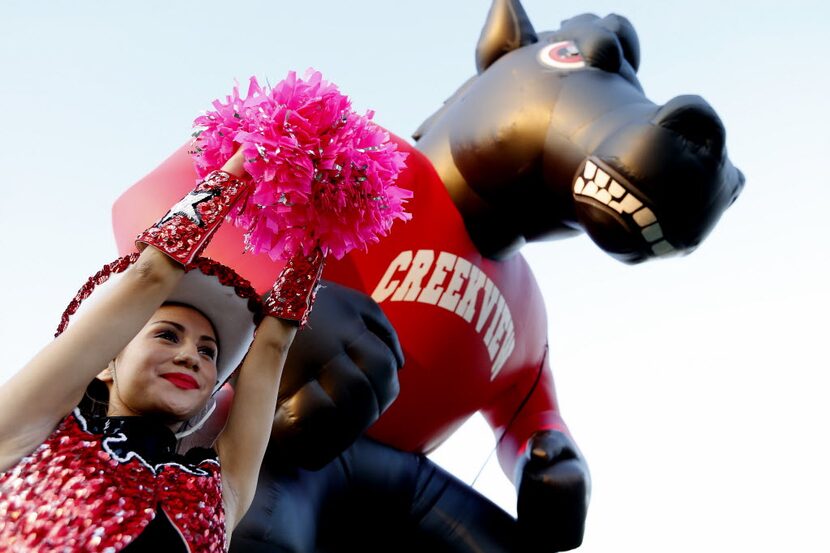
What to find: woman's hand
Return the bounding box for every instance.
[220,147,246,178]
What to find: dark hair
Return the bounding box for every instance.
[78,378,110,419]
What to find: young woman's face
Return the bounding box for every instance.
[101,304,219,422]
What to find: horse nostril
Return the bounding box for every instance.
[654,95,725,156]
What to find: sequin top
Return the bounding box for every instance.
[0,408,226,552]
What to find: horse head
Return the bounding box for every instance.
[415,0,745,262]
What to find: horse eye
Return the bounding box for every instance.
[538,40,586,70]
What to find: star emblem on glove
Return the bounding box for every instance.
[158,188,218,228]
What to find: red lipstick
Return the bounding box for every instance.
[160,372,199,390]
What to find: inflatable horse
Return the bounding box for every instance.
[112,1,744,551]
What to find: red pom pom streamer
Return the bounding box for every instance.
[191,70,411,260]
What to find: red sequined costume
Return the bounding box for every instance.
[0,408,225,552]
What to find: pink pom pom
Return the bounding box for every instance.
[191,70,411,260]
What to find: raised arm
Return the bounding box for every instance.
[0,247,183,470]
[217,250,325,531]
[0,152,248,472]
[215,316,295,530]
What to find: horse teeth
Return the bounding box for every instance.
[608,180,625,199]
[641,223,663,242]
[583,181,599,197]
[619,194,642,214]
[633,207,657,227]
[575,160,676,256]
[651,240,675,256]
[584,160,597,179]
[595,170,610,188]
[595,188,612,204]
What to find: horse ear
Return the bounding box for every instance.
[600,14,641,72]
[475,0,538,73]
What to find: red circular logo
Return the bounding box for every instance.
[539,41,586,70]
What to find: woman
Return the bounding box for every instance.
[0,149,322,552]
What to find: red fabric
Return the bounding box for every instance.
[112,143,288,293]
[135,170,248,267]
[324,140,569,479]
[0,410,225,552]
[112,135,570,481]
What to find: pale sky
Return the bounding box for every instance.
[1,1,828,551]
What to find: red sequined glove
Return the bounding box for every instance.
[136,170,247,267]
[263,249,326,326]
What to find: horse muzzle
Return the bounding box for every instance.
[571,95,744,263]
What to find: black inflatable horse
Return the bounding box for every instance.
[113,1,743,551]
[236,1,743,550]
